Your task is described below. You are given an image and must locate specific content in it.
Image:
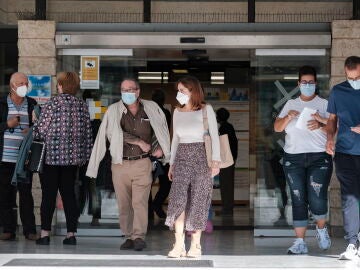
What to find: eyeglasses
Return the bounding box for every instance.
[121,88,139,93]
[300,80,316,85]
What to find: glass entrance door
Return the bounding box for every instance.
[55,49,253,235]
[253,50,330,236]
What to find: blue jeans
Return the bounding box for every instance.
[283,152,333,228]
[334,152,360,245]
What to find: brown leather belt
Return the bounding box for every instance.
[123,153,150,161]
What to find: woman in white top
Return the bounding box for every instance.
[274,66,333,255]
[165,76,220,258]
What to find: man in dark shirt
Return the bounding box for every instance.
[326,56,360,260]
[149,89,172,219]
[216,108,238,216]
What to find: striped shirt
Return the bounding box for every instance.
[2,96,29,163]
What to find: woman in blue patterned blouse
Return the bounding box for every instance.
[34,71,93,245]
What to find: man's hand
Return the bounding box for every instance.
[311,112,325,124]
[351,125,360,134]
[326,139,335,156]
[211,167,220,177]
[32,111,38,123]
[307,119,321,131]
[7,116,19,128]
[22,128,30,135]
[168,165,174,181]
[152,147,163,158]
[138,140,151,153]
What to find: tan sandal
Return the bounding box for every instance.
[186,243,202,258]
[168,232,186,258]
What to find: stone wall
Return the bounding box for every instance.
[0,0,7,24]
[329,20,360,236]
[17,20,56,226]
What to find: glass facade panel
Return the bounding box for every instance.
[56,48,331,235]
[56,52,252,234]
[253,52,330,232]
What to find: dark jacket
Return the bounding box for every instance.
[219,121,238,162]
[11,105,41,186]
[0,96,37,161]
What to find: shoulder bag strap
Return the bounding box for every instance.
[202,105,210,135]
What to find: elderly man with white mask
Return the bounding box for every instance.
[0,72,38,241]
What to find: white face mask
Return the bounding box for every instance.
[176,91,190,105]
[13,85,28,97]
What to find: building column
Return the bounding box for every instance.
[329,20,360,236]
[18,20,56,227]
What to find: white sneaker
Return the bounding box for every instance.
[339,244,357,260]
[287,238,308,255]
[316,226,331,250]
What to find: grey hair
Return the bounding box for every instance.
[10,72,28,85]
[120,77,140,90]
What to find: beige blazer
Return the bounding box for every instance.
[86,99,170,178]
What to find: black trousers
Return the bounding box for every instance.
[152,164,172,209]
[219,164,235,213]
[78,164,101,219]
[40,164,79,232]
[0,162,36,236]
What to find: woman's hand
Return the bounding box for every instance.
[287,110,300,120]
[168,165,174,181]
[211,161,220,177]
[274,110,299,132]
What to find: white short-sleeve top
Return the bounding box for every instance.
[278,96,329,154]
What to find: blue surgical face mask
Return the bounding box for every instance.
[299,83,316,97]
[121,92,137,105]
[348,79,360,90]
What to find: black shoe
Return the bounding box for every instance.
[63,236,76,245]
[0,233,16,241]
[25,233,39,241]
[133,238,146,251]
[36,236,50,245]
[153,206,166,219]
[120,239,134,250]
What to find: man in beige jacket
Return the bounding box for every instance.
[86,78,170,251]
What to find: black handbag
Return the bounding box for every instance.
[26,140,46,173]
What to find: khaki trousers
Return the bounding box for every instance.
[111,158,152,240]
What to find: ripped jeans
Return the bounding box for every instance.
[283,152,333,228]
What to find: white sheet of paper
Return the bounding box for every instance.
[295,107,317,130]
